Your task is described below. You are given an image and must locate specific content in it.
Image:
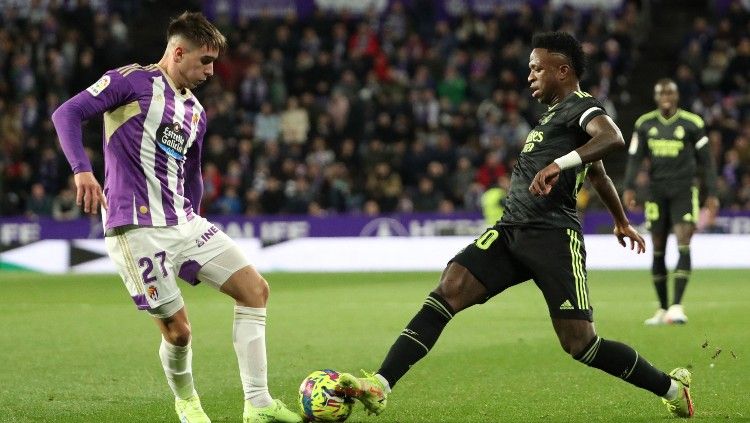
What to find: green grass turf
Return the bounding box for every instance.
[0,270,746,422]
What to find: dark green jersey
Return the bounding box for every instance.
[500,91,606,230]
[624,109,717,194]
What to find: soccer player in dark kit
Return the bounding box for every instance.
[338,32,694,419]
[623,78,718,326]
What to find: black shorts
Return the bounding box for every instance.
[450,225,593,321]
[645,184,699,234]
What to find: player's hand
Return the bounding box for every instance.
[614,223,645,254]
[622,189,637,211]
[705,195,720,212]
[529,163,561,196]
[74,171,107,214]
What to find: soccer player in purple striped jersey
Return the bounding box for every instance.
[52,12,301,423]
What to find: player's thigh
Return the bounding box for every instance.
[518,228,593,322]
[104,225,184,311]
[449,226,531,306]
[176,216,250,289]
[644,194,669,236]
[669,186,699,230]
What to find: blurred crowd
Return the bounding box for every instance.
[5,0,747,221]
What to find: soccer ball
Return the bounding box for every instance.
[299,369,354,422]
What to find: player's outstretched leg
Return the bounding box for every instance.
[243,399,302,423]
[337,371,389,416]
[662,368,694,418]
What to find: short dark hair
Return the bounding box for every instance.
[532,31,586,78]
[167,11,227,52]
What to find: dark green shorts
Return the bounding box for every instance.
[450,225,593,321]
[645,185,699,234]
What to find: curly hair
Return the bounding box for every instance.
[532,31,586,78]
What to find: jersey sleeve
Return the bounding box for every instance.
[623,116,649,190]
[183,120,205,213]
[565,95,607,131]
[691,116,718,196]
[52,70,136,173]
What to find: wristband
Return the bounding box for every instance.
[553,151,583,170]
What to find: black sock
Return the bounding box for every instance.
[673,245,691,305]
[378,292,454,388]
[652,251,668,310]
[575,336,671,396]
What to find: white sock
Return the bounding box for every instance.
[663,379,678,400]
[159,337,197,400]
[234,305,273,407]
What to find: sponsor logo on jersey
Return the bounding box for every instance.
[86,75,111,96]
[539,111,556,125]
[156,122,189,160]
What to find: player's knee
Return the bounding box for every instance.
[434,265,485,313]
[165,322,192,346]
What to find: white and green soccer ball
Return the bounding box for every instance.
[299,369,354,422]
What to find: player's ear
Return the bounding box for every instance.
[174,45,184,63]
[558,63,570,80]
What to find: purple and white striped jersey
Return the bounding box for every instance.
[52,64,207,230]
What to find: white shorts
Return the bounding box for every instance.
[104,216,249,312]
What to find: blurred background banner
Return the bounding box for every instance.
[1,210,750,247]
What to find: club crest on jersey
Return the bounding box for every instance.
[156,122,189,160]
[648,127,659,137]
[674,125,685,139]
[539,111,556,125]
[147,285,159,301]
[86,75,110,96]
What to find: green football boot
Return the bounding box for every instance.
[662,367,694,418]
[174,395,211,423]
[337,370,388,416]
[243,399,302,423]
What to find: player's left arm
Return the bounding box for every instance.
[694,127,720,211]
[530,110,624,196]
[183,126,205,215]
[587,160,646,253]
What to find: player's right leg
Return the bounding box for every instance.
[645,199,669,325]
[339,227,527,416]
[105,226,210,422]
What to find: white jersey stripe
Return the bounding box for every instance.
[140,76,167,226]
[171,99,187,224]
[578,106,603,128]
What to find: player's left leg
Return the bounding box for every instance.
[666,186,699,324]
[199,248,301,423]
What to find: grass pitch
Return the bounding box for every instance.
[0,270,746,422]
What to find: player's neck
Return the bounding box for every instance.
[660,108,678,119]
[550,83,580,106]
[157,56,187,91]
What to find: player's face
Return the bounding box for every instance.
[177,44,219,90]
[654,82,679,114]
[528,48,565,105]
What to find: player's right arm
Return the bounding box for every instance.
[51,70,135,214]
[622,116,649,210]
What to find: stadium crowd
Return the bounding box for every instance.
[0,0,748,220]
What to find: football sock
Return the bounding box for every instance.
[575,336,671,396]
[159,337,197,400]
[378,292,454,388]
[651,251,668,310]
[234,305,273,407]
[664,379,679,400]
[673,245,691,305]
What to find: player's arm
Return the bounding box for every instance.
[529,113,624,196]
[695,132,720,211]
[51,71,134,214]
[183,127,205,214]
[587,160,646,254]
[622,124,647,210]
